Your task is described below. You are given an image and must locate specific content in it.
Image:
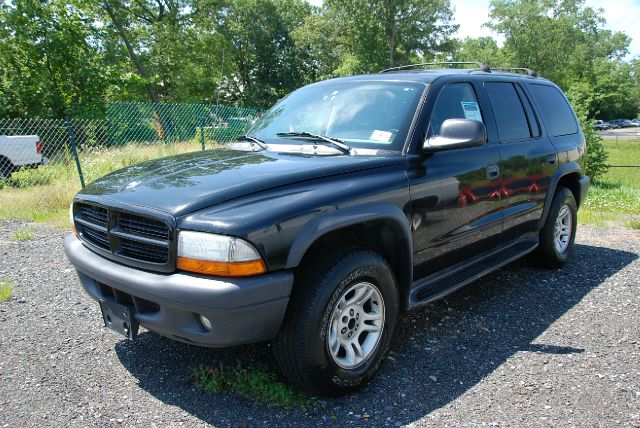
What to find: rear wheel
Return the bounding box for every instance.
[531,187,577,268]
[273,249,398,396]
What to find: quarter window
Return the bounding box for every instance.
[428,83,483,137]
[529,84,578,137]
[485,82,531,141]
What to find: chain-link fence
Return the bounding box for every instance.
[0,102,261,189]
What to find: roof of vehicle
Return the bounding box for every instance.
[314,63,550,86]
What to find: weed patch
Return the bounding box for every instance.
[625,218,640,230]
[0,278,13,303]
[13,225,35,241]
[193,365,318,410]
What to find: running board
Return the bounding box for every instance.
[408,239,538,309]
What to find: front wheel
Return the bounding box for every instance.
[273,249,399,396]
[531,187,577,268]
[0,157,13,179]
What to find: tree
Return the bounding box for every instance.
[450,36,504,66]
[98,0,228,104]
[210,0,314,108]
[294,0,458,77]
[486,0,629,87]
[0,0,118,118]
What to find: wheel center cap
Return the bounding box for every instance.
[348,318,356,329]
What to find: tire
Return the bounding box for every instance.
[272,249,399,396]
[531,187,577,268]
[0,157,13,179]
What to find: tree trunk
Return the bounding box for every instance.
[386,0,398,68]
[102,0,159,103]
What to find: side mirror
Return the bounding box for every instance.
[423,119,487,151]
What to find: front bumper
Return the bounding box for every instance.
[64,234,293,347]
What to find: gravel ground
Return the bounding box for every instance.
[0,222,638,427]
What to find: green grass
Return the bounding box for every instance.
[0,277,13,303]
[579,138,640,228]
[193,365,318,410]
[625,218,640,230]
[0,140,208,228]
[597,138,640,188]
[13,225,35,241]
[582,184,640,214]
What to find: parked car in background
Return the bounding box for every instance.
[0,135,46,178]
[629,119,640,127]
[593,120,610,130]
[609,119,635,128]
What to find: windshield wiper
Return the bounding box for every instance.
[237,135,268,151]
[276,131,351,154]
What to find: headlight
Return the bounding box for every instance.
[177,231,266,277]
[69,203,78,238]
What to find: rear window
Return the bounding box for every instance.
[529,84,578,137]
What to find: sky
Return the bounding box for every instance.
[305,0,640,59]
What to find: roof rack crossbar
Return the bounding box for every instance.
[380,62,491,73]
[491,67,537,77]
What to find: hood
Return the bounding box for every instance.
[78,148,404,217]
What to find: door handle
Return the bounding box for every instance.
[486,164,500,181]
[546,154,557,166]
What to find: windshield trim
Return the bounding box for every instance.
[401,82,430,155]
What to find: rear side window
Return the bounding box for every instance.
[529,84,578,136]
[485,82,530,141]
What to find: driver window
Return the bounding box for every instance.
[428,83,483,136]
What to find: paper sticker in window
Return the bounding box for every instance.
[461,101,483,122]
[370,130,393,143]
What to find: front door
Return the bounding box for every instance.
[409,82,503,280]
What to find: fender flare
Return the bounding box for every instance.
[538,162,582,229]
[285,202,413,280]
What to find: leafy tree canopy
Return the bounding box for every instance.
[0,0,637,120]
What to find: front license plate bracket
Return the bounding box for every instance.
[99,300,139,340]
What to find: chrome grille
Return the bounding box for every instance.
[74,202,172,269]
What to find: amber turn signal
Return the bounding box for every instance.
[177,257,266,277]
[69,203,79,239]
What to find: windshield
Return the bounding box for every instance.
[247,80,425,152]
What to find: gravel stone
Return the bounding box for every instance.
[0,221,638,427]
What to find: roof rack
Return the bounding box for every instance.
[491,67,537,77]
[380,62,491,73]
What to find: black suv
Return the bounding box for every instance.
[64,63,590,395]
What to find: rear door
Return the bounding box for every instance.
[409,81,503,279]
[484,81,557,242]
